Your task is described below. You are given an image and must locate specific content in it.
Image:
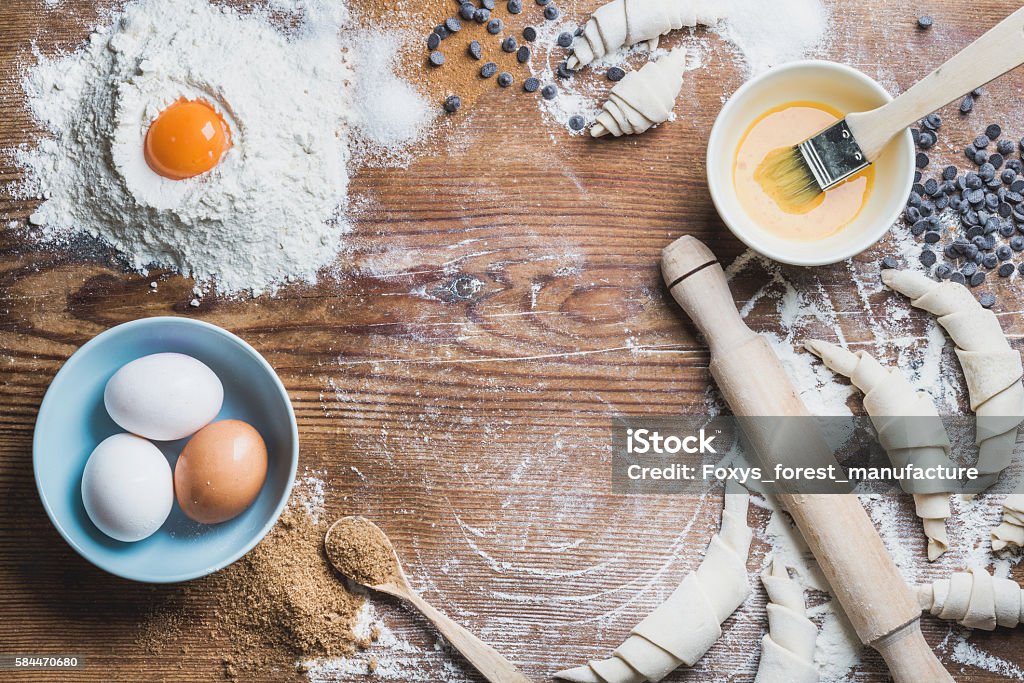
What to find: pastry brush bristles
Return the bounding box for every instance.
[754,146,823,210]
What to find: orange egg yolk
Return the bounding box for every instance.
[144,99,231,181]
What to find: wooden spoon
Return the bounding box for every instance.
[325,516,532,683]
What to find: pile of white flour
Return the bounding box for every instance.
[15,0,433,296]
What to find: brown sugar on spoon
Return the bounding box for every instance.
[324,516,400,586]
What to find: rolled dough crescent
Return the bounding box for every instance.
[567,0,724,70]
[754,558,819,683]
[917,566,1024,629]
[554,481,752,683]
[804,339,954,561]
[881,269,1024,494]
[591,48,688,138]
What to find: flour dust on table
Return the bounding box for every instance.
[11,0,433,296]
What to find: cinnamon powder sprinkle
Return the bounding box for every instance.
[325,516,400,586]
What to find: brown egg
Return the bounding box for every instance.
[174,419,268,524]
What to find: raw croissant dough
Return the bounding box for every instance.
[882,270,1024,492]
[755,559,819,683]
[917,566,1024,629]
[804,339,955,561]
[567,0,724,70]
[992,494,1024,551]
[554,481,751,683]
[592,48,688,138]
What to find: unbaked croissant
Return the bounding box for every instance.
[917,567,1024,630]
[804,339,954,561]
[554,481,751,683]
[591,48,687,138]
[755,558,819,683]
[882,270,1024,493]
[992,494,1024,551]
[567,0,724,70]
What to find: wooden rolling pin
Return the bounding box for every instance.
[662,236,953,682]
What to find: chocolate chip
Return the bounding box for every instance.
[429,51,445,66]
[923,113,942,130]
[924,231,941,244]
[982,253,998,269]
[517,45,531,63]
[443,95,462,113]
[435,24,450,39]
[502,36,517,52]
[523,77,540,92]
[919,131,936,149]
[556,62,572,79]
[460,3,476,20]
[999,263,1015,277]
[445,16,462,32]
[427,32,441,50]
[480,62,497,78]
[916,152,929,168]
[942,165,957,180]
[881,256,899,269]
[936,263,953,279]
[557,32,573,48]
[998,139,1015,156]
[960,95,975,114]
[986,123,1002,140]
[497,72,513,87]
[487,18,502,34]
[951,272,967,285]
[607,66,626,82]
[541,84,558,100]
[507,0,523,13]
[523,26,537,41]
[918,15,933,28]
[970,271,987,286]
[920,249,937,267]
[474,8,490,22]
[468,40,483,59]
[482,0,496,8]
[568,115,585,131]
[544,5,560,20]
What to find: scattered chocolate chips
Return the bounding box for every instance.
[443,95,462,113]
[917,15,933,29]
[607,66,626,82]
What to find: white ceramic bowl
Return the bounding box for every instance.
[707,60,915,266]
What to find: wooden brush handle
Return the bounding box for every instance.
[847,5,1024,160]
[661,236,953,682]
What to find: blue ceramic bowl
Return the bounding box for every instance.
[33,317,298,583]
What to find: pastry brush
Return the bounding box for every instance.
[763,6,1024,207]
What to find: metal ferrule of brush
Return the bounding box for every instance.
[797,119,870,191]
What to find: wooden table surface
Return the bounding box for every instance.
[4,0,1024,681]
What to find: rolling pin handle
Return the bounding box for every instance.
[873,621,955,683]
[661,236,755,353]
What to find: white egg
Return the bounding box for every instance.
[81,433,174,542]
[104,352,223,441]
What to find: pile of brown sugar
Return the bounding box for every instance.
[324,516,400,586]
[137,505,375,680]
